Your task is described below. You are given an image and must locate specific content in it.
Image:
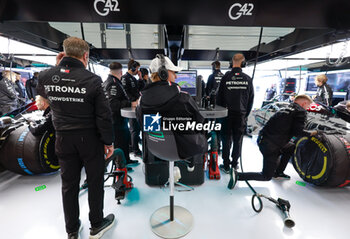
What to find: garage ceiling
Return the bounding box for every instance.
[45,22,297,68]
[0,21,347,71]
[49,22,294,52]
[0,0,349,70]
[49,23,160,49]
[188,26,294,51]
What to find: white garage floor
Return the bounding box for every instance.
[1,136,350,239]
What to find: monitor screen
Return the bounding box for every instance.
[175,70,197,96]
[306,72,350,92]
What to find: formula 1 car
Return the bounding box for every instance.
[253,98,350,187]
[0,111,59,175]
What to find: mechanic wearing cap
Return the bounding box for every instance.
[136,55,207,164]
[217,53,254,173]
[206,61,224,97]
[37,37,115,239]
[103,62,138,165]
[121,59,142,160]
[228,95,318,189]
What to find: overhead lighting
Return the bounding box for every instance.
[286,39,350,59]
[0,36,58,65]
[0,36,56,55]
[256,59,322,71]
[14,55,57,66]
[106,23,124,30]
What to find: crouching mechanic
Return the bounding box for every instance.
[228,95,318,189]
[136,54,207,167]
[37,37,115,239]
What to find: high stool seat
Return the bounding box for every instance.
[146,131,193,239]
[150,205,193,239]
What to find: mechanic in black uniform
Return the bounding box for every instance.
[136,54,207,164]
[14,72,29,104]
[217,53,254,173]
[28,95,54,136]
[37,37,115,239]
[197,75,206,98]
[313,74,333,107]
[103,62,138,165]
[205,61,224,152]
[26,72,39,101]
[0,71,19,115]
[205,61,224,97]
[138,68,151,91]
[228,95,318,189]
[265,84,277,100]
[121,59,142,159]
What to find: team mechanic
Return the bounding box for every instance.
[228,95,318,189]
[121,59,142,159]
[205,60,224,97]
[103,62,138,165]
[0,71,19,115]
[217,53,254,175]
[37,37,115,239]
[138,67,151,91]
[205,61,224,151]
[28,95,54,136]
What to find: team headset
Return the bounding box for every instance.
[156,54,168,81]
[130,60,138,72]
[212,61,219,72]
[229,59,246,68]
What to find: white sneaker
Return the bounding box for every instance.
[174,166,182,182]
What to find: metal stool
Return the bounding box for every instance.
[146,131,193,239]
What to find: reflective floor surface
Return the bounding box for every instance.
[1,137,349,239]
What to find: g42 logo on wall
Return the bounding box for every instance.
[94,0,120,16]
[228,3,254,20]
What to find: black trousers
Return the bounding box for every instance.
[129,118,141,152]
[237,138,294,181]
[208,118,222,151]
[55,130,105,233]
[221,114,246,168]
[114,117,131,162]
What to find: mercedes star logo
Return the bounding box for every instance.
[52,75,60,83]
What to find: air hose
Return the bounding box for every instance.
[239,153,295,228]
